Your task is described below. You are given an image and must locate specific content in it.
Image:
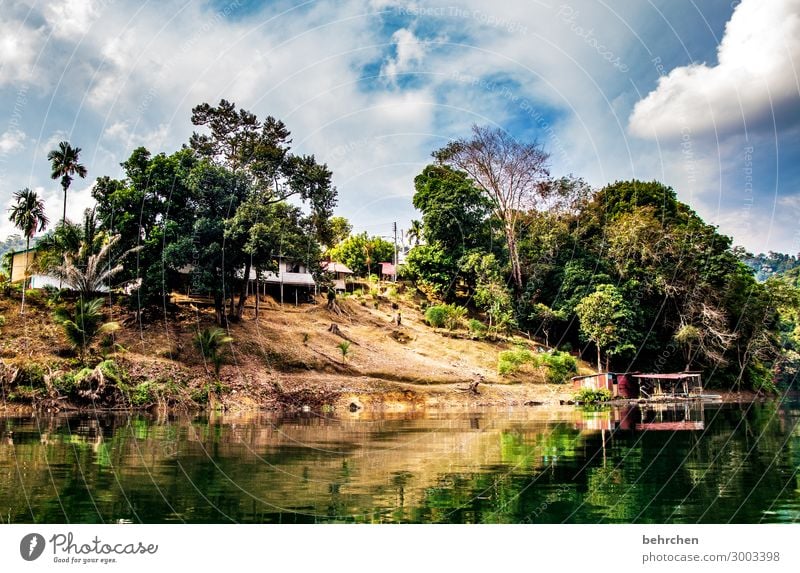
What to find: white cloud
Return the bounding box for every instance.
[43,0,100,39]
[381,28,427,84]
[38,131,71,157]
[629,0,800,139]
[0,129,27,154]
[102,121,169,150]
[0,18,43,85]
[2,0,797,255]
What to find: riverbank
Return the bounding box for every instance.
[0,288,785,415]
[0,287,585,414]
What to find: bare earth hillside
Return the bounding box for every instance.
[0,288,587,413]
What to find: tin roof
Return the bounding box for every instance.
[632,373,701,380]
[378,262,395,275]
[321,261,353,274]
[262,271,316,286]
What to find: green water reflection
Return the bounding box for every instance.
[1,400,798,523]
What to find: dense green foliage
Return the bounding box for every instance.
[88,100,336,321]
[408,136,798,390]
[327,232,394,277]
[574,284,636,371]
[53,298,120,362]
[424,304,450,328]
[424,303,467,330]
[534,351,578,384]
[497,348,577,382]
[497,347,535,375]
[736,249,800,282]
[574,387,611,403]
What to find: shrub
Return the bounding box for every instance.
[574,387,611,403]
[71,359,129,403]
[42,285,64,305]
[425,305,449,328]
[52,371,77,396]
[425,303,467,330]
[337,340,351,363]
[128,382,154,407]
[53,298,120,363]
[0,315,5,327]
[468,319,487,338]
[17,362,46,388]
[8,385,43,402]
[24,289,43,305]
[443,304,467,330]
[190,380,229,404]
[498,348,535,375]
[194,327,233,376]
[532,351,578,384]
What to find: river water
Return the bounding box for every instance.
[1,400,798,523]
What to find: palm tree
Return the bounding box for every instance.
[407,219,422,246]
[53,298,119,363]
[7,188,49,313]
[47,141,87,225]
[194,327,234,376]
[51,234,126,296]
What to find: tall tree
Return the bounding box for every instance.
[47,141,87,225]
[225,198,313,318]
[7,188,48,313]
[433,125,550,291]
[328,216,352,247]
[166,160,250,324]
[191,101,337,315]
[328,232,394,277]
[92,148,198,310]
[575,284,636,372]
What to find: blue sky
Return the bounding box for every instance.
[1,0,798,253]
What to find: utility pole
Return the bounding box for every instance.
[392,221,398,282]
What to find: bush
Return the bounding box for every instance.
[425,305,449,328]
[468,319,487,338]
[8,385,43,402]
[0,315,5,327]
[425,303,467,330]
[532,351,578,384]
[17,362,46,388]
[498,348,535,375]
[194,327,233,376]
[129,382,154,406]
[24,289,43,304]
[52,371,77,396]
[42,285,61,303]
[574,387,611,403]
[191,380,230,404]
[443,304,467,330]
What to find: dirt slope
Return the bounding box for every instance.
[0,288,579,412]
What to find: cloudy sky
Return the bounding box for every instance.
[1,0,798,253]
